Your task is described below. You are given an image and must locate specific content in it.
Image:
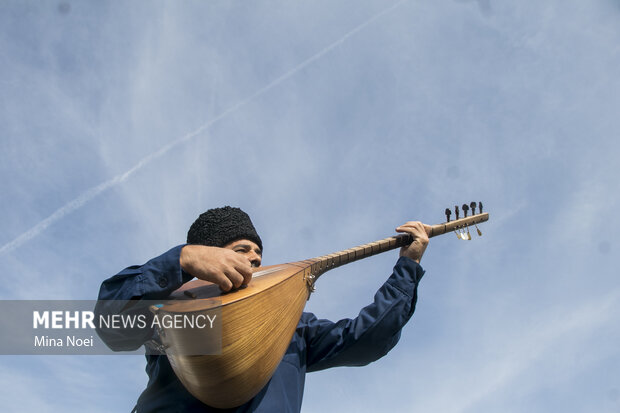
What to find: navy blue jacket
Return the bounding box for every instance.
[96,245,425,412]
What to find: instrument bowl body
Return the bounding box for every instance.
[158,263,310,408]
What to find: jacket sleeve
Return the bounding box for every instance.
[94,245,193,351]
[303,256,425,372]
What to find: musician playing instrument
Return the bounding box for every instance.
[96,206,430,412]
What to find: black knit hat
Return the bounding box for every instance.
[186,206,263,251]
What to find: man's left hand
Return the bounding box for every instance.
[395,221,430,263]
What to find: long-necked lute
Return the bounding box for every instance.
[153,207,489,408]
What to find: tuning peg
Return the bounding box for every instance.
[470,202,477,215]
[462,203,469,218]
[445,208,452,222]
[479,202,483,213]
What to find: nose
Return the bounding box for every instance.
[247,251,261,268]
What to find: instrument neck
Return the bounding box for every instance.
[305,212,489,280]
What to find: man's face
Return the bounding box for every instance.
[223,239,262,268]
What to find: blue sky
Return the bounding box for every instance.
[1,0,619,411]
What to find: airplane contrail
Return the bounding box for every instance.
[0,0,406,256]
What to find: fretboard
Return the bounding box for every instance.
[304,212,489,279]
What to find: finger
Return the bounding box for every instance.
[224,269,245,289]
[212,271,233,292]
[241,269,253,286]
[410,222,430,238]
[396,223,423,236]
[396,220,422,229]
[232,259,253,282]
[396,221,430,236]
[395,225,415,233]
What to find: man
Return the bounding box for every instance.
[96,206,429,412]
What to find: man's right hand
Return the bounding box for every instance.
[179,245,253,292]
